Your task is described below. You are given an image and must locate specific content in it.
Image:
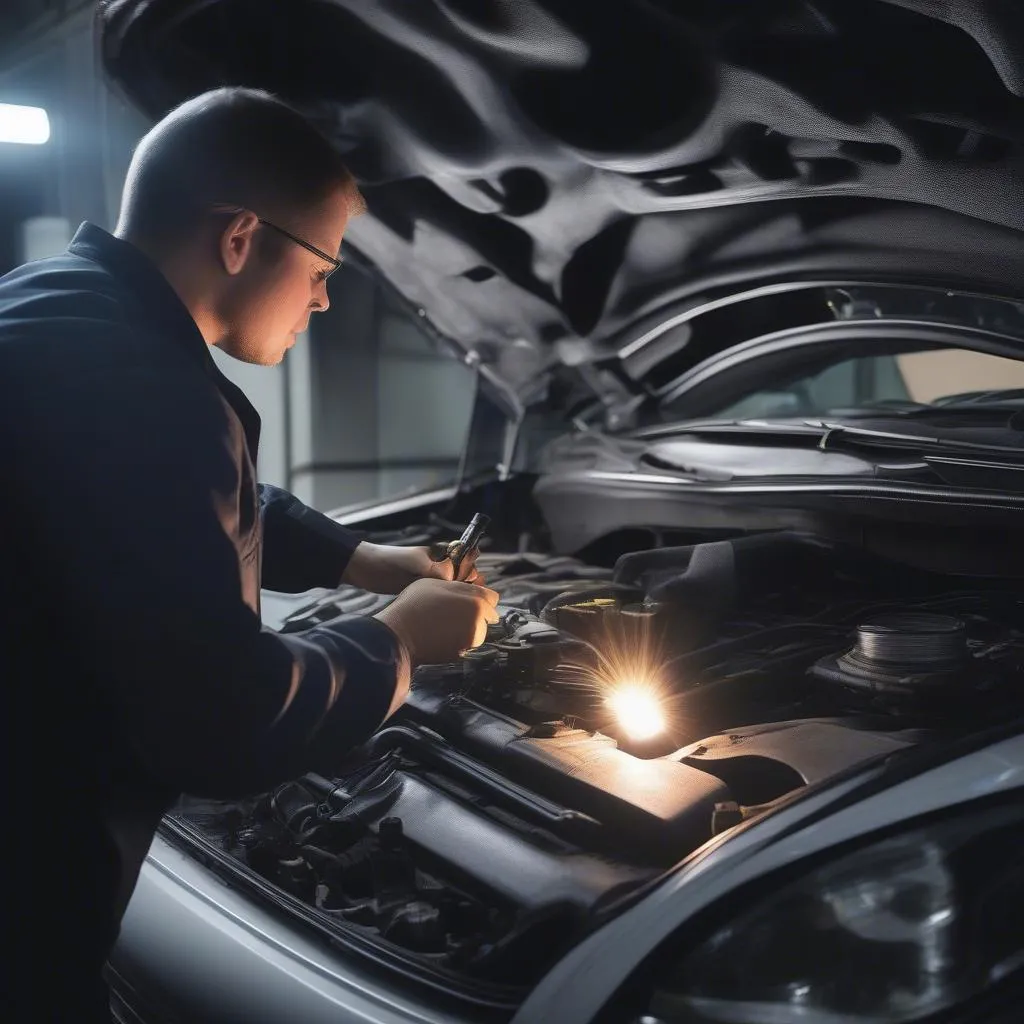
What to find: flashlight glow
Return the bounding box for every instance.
[607,683,666,741]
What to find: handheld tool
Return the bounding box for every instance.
[432,513,490,581]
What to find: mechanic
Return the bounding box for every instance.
[0,87,499,1022]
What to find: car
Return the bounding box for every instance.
[98,2,1023,1022]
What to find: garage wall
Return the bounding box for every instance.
[300,262,475,514]
[376,308,475,502]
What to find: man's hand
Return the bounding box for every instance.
[374,577,500,666]
[342,541,483,594]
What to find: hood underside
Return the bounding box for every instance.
[100,0,1024,372]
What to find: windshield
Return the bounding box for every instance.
[640,284,1024,425]
[638,284,1024,394]
[677,347,1024,422]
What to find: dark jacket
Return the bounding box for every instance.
[0,224,408,1021]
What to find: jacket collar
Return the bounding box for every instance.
[67,222,214,366]
[67,222,263,454]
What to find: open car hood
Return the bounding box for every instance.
[98,0,1024,379]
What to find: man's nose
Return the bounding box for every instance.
[311,279,330,313]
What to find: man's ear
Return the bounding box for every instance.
[218,210,260,276]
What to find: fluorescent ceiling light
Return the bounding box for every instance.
[0,103,50,145]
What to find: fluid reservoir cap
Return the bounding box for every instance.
[854,613,967,668]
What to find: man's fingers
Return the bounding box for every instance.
[464,569,485,585]
[428,541,451,563]
[456,547,482,581]
[467,584,499,606]
[433,559,455,582]
[470,619,488,649]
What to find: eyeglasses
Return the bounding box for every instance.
[257,218,342,278]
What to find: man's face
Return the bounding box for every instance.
[215,184,351,366]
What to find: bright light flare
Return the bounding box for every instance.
[606,682,666,741]
[0,104,50,145]
[555,599,688,747]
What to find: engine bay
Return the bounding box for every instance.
[168,530,1024,1000]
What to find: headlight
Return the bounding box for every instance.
[648,801,1022,1023]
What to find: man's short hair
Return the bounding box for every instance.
[119,87,364,246]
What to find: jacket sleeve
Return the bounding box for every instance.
[20,363,408,799]
[259,484,365,593]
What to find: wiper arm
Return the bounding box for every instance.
[817,422,1024,458]
[893,403,1024,425]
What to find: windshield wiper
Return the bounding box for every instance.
[817,422,1024,458]
[893,404,1024,425]
[875,388,1022,420]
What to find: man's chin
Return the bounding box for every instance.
[217,336,289,366]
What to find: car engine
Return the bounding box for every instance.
[168,531,1023,998]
